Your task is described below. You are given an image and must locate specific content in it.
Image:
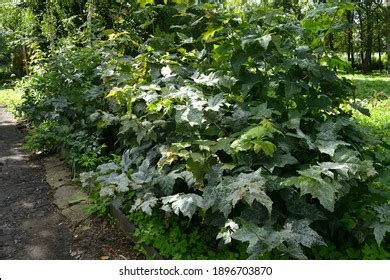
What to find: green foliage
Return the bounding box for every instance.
[0,4,39,46]
[24,120,69,153]
[129,210,247,260]
[9,1,390,260]
[0,87,22,113]
[0,30,11,79]
[15,41,118,170]
[76,4,388,259]
[311,241,390,260]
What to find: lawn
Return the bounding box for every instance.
[342,74,390,144]
[342,73,390,99]
[342,74,389,189]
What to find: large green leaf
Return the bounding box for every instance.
[315,139,349,157]
[157,143,191,169]
[203,169,273,217]
[282,167,343,212]
[315,118,351,156]
[241,33,273,51]
[372,205,390,245]
[264,153,298,172]
[231,119,279,156]
[332,148,377,180]
[231,50,248,75]
[373,223,390,246]
[175,105,206,127]
[97,173,130,196]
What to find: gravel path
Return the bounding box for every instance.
[0,106,72,259]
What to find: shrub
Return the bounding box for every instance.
[79,5,389,259]
[15,2,389,259]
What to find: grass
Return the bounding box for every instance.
[342,73,390,99]
[341,74,390,142]
[342,74,390,188]
[0,86,23,114]
[355,99,390,142]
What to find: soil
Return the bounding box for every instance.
[69,216,143,260]
[0,106,143,260]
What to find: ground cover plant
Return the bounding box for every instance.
[0,87,22,113]
[1,0,389,259]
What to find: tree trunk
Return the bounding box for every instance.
[347,10,355,69]
[87,0,94,47]
[22,45,30,76]
[386,6,390,74]
[377,12,382,72]
[328,33,334,51]
[365,4,373,74]
[358,8,366,72]
[11,45,27,77]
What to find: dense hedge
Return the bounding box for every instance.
[9,2,390,259]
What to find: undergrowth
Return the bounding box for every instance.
[0,87,22,113]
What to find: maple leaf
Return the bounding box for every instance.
[203,169,273,217]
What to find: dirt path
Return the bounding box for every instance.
[0,106,72,259]
[0,105,143,260]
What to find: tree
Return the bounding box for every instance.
[385,0,390,73]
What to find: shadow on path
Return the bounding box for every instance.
[0,106,72,259]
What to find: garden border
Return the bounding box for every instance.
[43,154,162,259]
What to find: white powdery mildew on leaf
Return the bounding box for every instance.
[131,193,159,215]
[217,219,239,244]
[203,169,273,217]
[161,193,204,218]
[232,219,324,259]
[97,172,130,196]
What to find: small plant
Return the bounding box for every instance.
[129,210,248,260]
[24,121,70,154]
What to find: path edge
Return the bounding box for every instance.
[43,155,162,260]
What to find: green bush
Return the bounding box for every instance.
[24,120,70,153]
[17,42,118,170]
[14,2,389,259]
[78,4,389,259]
